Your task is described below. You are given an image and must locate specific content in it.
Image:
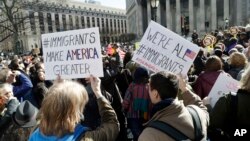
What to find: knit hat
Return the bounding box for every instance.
[133,67,149,81]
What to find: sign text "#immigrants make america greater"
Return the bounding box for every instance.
[44,32,99,76]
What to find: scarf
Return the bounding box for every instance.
[150,98,174,118]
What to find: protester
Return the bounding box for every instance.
[138,71,209,141]
[192,49,206,76]
[29,75,119,141]
[193,56,227,99]
[123,67,152,141]
[0,68,33,101]
[76,78,113,130]
[192,30,199,42]
[101,60,127,141]
[0,83,19,138]
[1,100,38,141]
[207,65,250,140]
[227,52,248,79]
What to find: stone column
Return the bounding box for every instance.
[103,17,107,33]
[89,16,93,27]
[65,14,70,30]
[72,14,76,29]
[236,1,242,25]
[58,13,63,31]
[211,0,217,30]
[199,0,205,34]
[224,0,229,22]
[34,12,40,35]
[116,19,119,35]
[43,12,48,33]
[166,0,172,30]
[147,0,151,24]
[51,13,56,32]
[124,20,127,33]
[84,16,87,28]
[108,18,111,34]
[112,18,115,34]
[99,18,103,33]
[176,0,181,34]
[119,19,122,34]
[188,0,194,32]
[158,3,163,24]
[137,3,143,37]
[95,16,98,27]
[121,20,124,34]
[78,15,82,29]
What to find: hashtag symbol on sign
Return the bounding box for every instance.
[43,38,50,48]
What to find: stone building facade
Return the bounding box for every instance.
[0,0,127,53]
[126,0,250,38]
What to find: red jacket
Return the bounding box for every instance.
[193,70,224,99]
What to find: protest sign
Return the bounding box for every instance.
[208,73,240,108]
[132,21,200,75]
[42,27,103,80]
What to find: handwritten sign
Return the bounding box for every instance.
[42,28,103,80]
[132,21,200,75]
[208,73,240,108]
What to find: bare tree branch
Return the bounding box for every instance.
[0,33,13,42]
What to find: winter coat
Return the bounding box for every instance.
[13,73,33,101]
[193,70,224,99]
[227,66,244,80]
[29,97,119,141]
[0,98,19,138]
[138,90,209,141]
[210,89,250,130]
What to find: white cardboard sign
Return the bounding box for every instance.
[208,73,240,108]
[42,28,103,80]
[132,21,200,75]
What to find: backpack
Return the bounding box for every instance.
[208,92,238,141]
[147,106,204,141]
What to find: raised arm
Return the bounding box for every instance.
[83,75,119,141]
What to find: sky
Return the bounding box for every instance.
[75,0,126,10]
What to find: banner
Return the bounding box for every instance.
[208,73,240,108]
[42,28,103,80]
[132,21,200,75]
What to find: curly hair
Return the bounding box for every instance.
[228,52,247,68]
[240,65,250,92]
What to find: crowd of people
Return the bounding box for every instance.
[0,25,250,141]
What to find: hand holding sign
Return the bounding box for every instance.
[132,21,200,75]
[208,73,240,108]
[42,28,103,80]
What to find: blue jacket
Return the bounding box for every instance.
[13,73,33,101]
[29,124,88,141]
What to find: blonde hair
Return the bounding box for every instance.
[240,65,250,92]
[0,68,10,83]
[39,80,89,137]
[228,52,248,68]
